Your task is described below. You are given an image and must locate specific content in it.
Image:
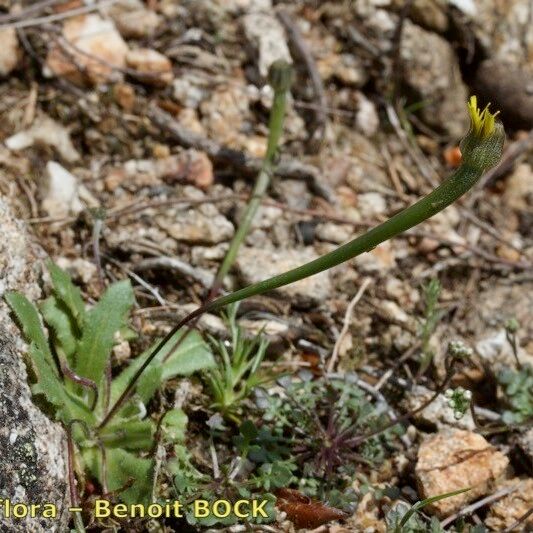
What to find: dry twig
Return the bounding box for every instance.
[277,8,328,152]
[328,278,371,373]
[148,106,336,202]
[440,484,521,528]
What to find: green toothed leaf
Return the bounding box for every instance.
[75,280,134,388]
[47,260,86,328]
[83,447,154,505]
[5,291,58,374]
[111,328,215,406]
[5,291,93,424]
[40,296,78,363]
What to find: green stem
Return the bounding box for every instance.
[99,101,505,429]
[207,164,482,310]
[210,60,292,296]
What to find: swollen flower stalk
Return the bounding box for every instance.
[100,96,506,429]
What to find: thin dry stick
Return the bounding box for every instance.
[148,105,335,202]
[104,255,167,306]
[440,484,520,528]
[277,8,328,152]
[0,0,118,29]
[408,228,532,269]
[373,341,421,391]
[106,193,242,221]
[0,0,61,23]
[134,257,214,289]
[460,207,525,255]
[502,506,533,533]
[386,102,439,188]
[382,144,408,200]
[328,278,372,373]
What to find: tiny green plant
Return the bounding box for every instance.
[163,421,283,527]
[385,488,470,532]
[5,262,215,508]
[261,376,397,507]
[203,303,272,422]
[209,60,293,297]
[505,317,521,369]
[104,96,505,426]
[417,278,443,375]
[498,364,533,424]
[444,387,472,420]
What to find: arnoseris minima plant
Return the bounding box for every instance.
[100,96,506,428]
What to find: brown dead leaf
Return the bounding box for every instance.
[275,488,348,530]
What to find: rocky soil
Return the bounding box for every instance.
[0,0,532,531]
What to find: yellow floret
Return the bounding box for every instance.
[467,95,500,139]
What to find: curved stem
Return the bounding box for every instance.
[99,101,504,429]
[99,165,480,429]
[205,163,481,311]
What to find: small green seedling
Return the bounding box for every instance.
[204,303,272,422]
[386,488,470,532]
[505,317,521,369]
[444,387,472,420]
[418,278,443,375]
[498,364,533,424]
[5,262,215,506]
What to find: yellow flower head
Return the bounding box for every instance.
[467,95,499,139]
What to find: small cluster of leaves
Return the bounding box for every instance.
[444,387,472,420]
[498,364,533,424]
[258,374,400,509]
[163,424,283,527]
[5,262,215,505]
[418,278,443,375]
[385,488,471,533]
[203,303,272,422]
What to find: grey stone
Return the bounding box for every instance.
[242,12,291,78]
[106,0,162,39]
[415,429,509,517]
[400,21,469,138]
[474,0,533,72]
[156,204,234,245]
[0,28,20,77]
[0,196,69,532]
[315,222,353,244]
[235,246,332,307]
